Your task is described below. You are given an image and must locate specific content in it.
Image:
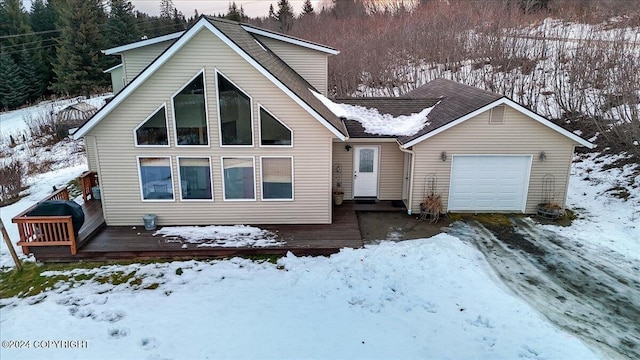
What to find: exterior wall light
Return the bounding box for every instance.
[539,151,547,161]
[345,144,352,152]
[440,151,447,161]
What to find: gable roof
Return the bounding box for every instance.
[103,63,122,73]
[396,78,502,145]
[336,98,439,138]
[103,32,184,55]
[75,16,347,140]
[241,24,339,55]
[397,78,593,149]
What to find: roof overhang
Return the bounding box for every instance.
[401,97,595,149]
[241,25,339,55]
[75,17,346,140]
[103,63,123,73]
[103,32,184,55]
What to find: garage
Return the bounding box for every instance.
[448,155,532,212]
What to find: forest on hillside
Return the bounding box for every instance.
[1,0,638,158]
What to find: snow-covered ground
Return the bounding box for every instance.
[1,146,637,359]
[1,235,597,360]
[0,95,110,139]
[1,18,639,358]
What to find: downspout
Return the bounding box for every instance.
[399,144,415,216]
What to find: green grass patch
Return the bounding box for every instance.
[0,262,84,299]
[1,261,150,299]
[0,256,282,299]
[242,255,282,264]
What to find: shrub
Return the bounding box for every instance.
[0,159,25,206]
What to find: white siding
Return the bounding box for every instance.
[108,66,125,93]
[85,135,98,172]
[332,141,404,200]
[121,41,174,83]
[255,35,329,95]
[410,106,577,214]
[89,30,335,226]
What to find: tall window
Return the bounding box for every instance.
[261,157,293,200]
[138,157,174,200]
[135,105,168,146]
[173,71,208,146]
[178,158,213,200]
[222,157,255,200]
[260,107,291,146]
[218,72,252,146]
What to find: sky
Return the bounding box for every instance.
[20,1,324,18]
[137,0,324,17]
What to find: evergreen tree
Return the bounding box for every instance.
[301,0,315,16]
[187,9,199,25]
[159,0,175,19]
[276,0,294,33]
[172,7,186,32]
[0,0,32,50]
[268,4,277,22]
[0,50,28,109]
[0,0,45,106]
[107,0,141,48]
[51,0,108,96]
[30,0,57,96]
[331,0,367,18]
[240,6,248,22]
[19,49,44,102]
[226,2,242,21]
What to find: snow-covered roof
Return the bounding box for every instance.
[312,91,438,137]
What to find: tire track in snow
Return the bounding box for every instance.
[448,219,640,360]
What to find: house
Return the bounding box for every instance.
[73,16,593,228]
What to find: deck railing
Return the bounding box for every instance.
[11,187,78,255]
[80,171,98,202]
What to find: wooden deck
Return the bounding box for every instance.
[31,200,405,262]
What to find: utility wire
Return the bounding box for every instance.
[0,29,60,39]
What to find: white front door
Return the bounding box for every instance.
[353,146,379,197]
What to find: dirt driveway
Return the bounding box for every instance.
[357,211,640,359]
[447,217,640,360]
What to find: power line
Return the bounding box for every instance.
[0,29,60,40]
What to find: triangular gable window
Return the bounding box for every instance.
[260,106,292,146]
[135,105,169,146]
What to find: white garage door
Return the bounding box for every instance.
[448,155,532,212]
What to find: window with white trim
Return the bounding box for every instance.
[178,157,213,200]
[261,157,293,200]
[173,71,208,145]
[222,157,255,200]
[138,157,174,200]
[260,106,291,146]
[217,72,252,146]
[489,105,505,124]
[135,105,168,146]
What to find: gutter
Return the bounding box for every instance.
[398,144,415,216]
